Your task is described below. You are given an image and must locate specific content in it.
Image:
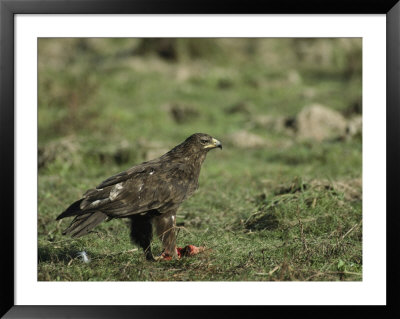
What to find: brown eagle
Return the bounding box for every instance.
[56,133,222,260]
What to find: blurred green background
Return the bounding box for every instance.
[38,38,362,281]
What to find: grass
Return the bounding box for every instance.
[38,38,362,281]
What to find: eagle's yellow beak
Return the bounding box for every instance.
[204,138,222,149]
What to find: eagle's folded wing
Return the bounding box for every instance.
[80,166,188,218]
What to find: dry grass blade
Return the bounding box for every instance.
[296,206,308,251]
[341,223,360,240]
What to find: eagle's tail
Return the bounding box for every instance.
[62,211,107,238]
[57,199,107,238]
[56,198,85,220]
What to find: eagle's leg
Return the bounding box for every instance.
[129,215,154,261]
[154,209,178,259]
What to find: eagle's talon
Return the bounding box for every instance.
[155,255,172,261]
[157,251,178,261]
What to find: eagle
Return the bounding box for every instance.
[56,133,222,260]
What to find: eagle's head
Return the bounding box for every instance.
[185,133,222,153]
[166,133,222,160]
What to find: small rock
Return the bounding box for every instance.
[296,104,347,142]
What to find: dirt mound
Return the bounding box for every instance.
[311,178,362,202]
[273,177,362,202]
[241,177,361,232]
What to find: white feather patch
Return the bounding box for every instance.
[109,182,123,200]
[91,200,101,207]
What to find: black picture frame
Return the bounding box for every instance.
[1,0,399,318]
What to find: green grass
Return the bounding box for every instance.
[38,38,362,281]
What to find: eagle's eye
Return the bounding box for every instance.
[200,139,209,144]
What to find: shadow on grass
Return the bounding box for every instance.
[38,244,79,264]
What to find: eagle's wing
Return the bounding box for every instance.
[96,164,147,188]
[79,164,189,217]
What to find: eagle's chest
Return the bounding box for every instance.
[181,166,199,187]
[175,160,202,198]
[186,173,199,197]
